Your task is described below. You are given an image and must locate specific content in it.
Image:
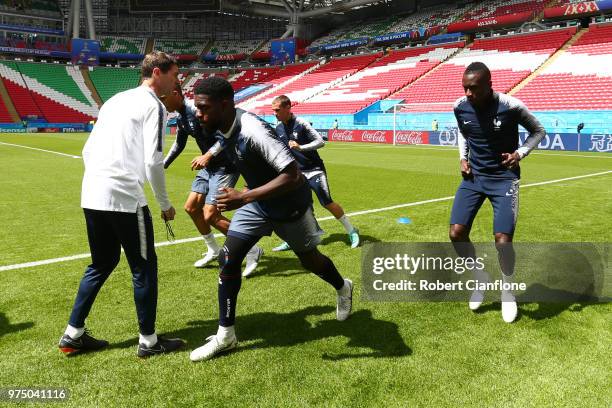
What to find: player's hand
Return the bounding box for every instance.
[191,152,212,170]
[162,206,176,221]
[288,140,301,151]
[501,152,520,169]
[217,187,246,212]
[460,159,472,178]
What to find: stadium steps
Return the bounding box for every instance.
[79,67,103,107]
[239,60,324,105]
[0,77,21,123]
[509,27,587,95]
[145,38,154,55]
[299,52,388,104]
[388,46,463,99]
[200,40,214,58]
[0,61,45,119]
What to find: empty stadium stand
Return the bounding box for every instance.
[182,71,229,98]
[240,55,380,114]
[99,36,147,55]
[229,67,281,91]
[293,44,462,114]
[389,28,576,111]
[89,66,141,103]
[513,23,612,110]
[0,61,98,122]
[208,39,263,56]
[462,0,548,22]
[154,39,208,57]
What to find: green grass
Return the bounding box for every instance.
[0,133,611,407]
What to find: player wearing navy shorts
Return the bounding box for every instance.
[449,62,545,323]
[188,78,353,362]
[270,95,359,251]
[162,85,263,277]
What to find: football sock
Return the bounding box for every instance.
[338,215,354,234]
[65,324,84,339]
[203,232,219,253]
[139,332,158,347]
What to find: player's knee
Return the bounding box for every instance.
[298,249,324,272]
[449,225,469,242]
[218,244,241,278]
[184,203,198,215]
[203,205,218,223]
[494,233,513,244]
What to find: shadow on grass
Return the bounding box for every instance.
[108,306,411,360]
[319,233,381,247]
[0,312,34,339]
[474,284,606,321]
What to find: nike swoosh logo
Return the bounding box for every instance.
[506,192,513,196]
[463,121,472,124]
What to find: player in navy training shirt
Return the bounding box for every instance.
[187,77,353,362]
[270,95,359,251]
[162,85,263,276]
[449,62,545,323]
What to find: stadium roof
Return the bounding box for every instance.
[222,0,389,18]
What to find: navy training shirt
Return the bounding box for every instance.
[454,92,545,179]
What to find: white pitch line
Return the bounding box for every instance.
[326,143,612,158]
[1,170,611,272]
[0,141,81,158]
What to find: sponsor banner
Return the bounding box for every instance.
[429,129,612,152]
[0,24,64,36]
[544,1,601,18]
[203,53,247,62]
[0,128,27,133]
[71,39,100,66]
[321,38,369,52]
[99,52,143,60]
[329,129,429,144]
[597,0,612,10]
[61,128,83,133]
[374,26,443,43]
[40,127,60,133]
[0,46,51,56]
[447,11,534,33]
[428,32,464,45]
[585,133,612,152]
[271,38,296,65]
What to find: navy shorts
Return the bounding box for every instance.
[305,170,333,206]
[191,168,239,205]
[450,175,519,235]
[228,202,324,253]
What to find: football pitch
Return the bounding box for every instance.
[0,132,610,407]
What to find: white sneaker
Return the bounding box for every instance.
[336,279,353,321]
[242,246,263,278]
[501,290,518,323]
[469,290,485,311]
[190,334,237,362]
[469,269,490,311]
[194,249,219,268]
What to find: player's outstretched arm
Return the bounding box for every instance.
[515,101,546,159]
[163,128,188,169]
